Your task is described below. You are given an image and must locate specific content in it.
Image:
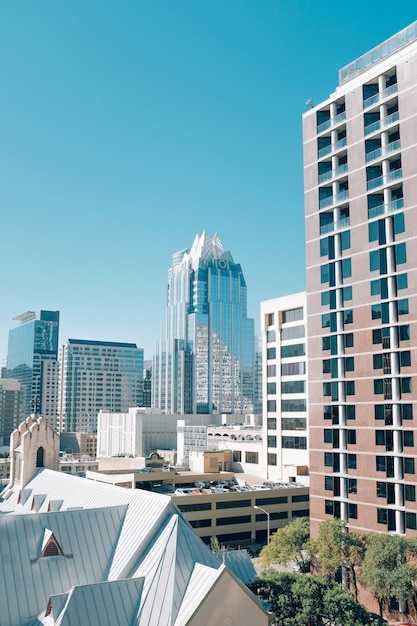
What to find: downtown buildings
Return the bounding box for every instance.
[303,22,417,536]
[5,310,60,431]
[59,339,144,432]
[153,232,255,415]
[261,293,309,486]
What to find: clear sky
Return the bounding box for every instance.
[1,1,416,361]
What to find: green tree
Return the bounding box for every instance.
[209,535,221,553]
[360,532,417,618]
[308,518,365,598]
[259,517,310,571]
[250,569,376,626]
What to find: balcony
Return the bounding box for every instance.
[318,163,348,184]
[317,111,347,135]
[367,169,402,191]
[365,140,401,163]
[364,119,381,136]
[363,83,398,109]
[368,197,404,219]
[320,216,351,235]
[318,137,347,159]
[319,190,349,209]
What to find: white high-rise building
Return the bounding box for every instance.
[261,293,309,484]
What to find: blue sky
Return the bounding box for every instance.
[1,1,416,361]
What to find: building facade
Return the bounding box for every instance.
[0,378,22,446]
[59,339,144,433]
[153,232,255,415]
[6,310,60,428]
[261,293,309,485]
[303,22,417,536]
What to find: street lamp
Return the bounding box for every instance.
[254,505,270,545]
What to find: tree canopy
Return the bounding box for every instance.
[361,532,417,616]
[259,517,310,570]
[251,569,377,626]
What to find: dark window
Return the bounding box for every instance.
[347,454,356,469]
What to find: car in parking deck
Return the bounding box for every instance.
[252,484,270,491]
[211,485,230,493]
[174,488,202,496]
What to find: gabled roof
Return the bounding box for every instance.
[41,578,145,626]
[1,468,268,626]
[0,505,126,625]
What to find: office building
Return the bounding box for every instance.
[6,310,59,427]
[59,339,144,433]
[0,378,22,446]
[303,22,417,536]
[153,231,255,415]
[261,293,309,485]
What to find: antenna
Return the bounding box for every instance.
[306,98,313,108]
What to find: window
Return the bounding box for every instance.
[233,451,242,462]
[401,377,412,393]
[282,436,307,449]
[347,454,356,470]
[345,381,355,396]
[344,333,354,348]
[403,431,414,447]
[282,418,306,430]
[345,357,354,371]
[397,273,408,290]
[267,417,277,430]
[267,364,276,377]
[267,330,276,342]
[346,405,356,420]
[347,478,357,494]
[281,325,305,340]
[268,453,277,466]
[399,325,410,341]
[348,503,358,519]
[267,399,277,411]
[267,382,276,394]
[267,347,276,359]
[281,362,305,376]
[281,399,306,412]
[347,430,356,445]
[245,451,259,464]
[405,485,416,502]
[395,242,407,266]
[404,458,415,474]
[281,380,305,394]
[400,351,411,367]
[398,298,409,316]
[401,404,413,420]
[268,435,277,448]
[281,344,305,358]
[282,308,303,323]
[406,512,417,530]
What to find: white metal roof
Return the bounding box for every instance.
[1,468,265,626]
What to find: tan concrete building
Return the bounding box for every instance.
[303,21,417,537]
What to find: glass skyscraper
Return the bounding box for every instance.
[153,232,255,414]
[6,310,60,426]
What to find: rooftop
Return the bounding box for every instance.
[339,20,417,85]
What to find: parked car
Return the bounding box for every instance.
[174,488,202,496]
[252,484,270,491]
[211,486,229,493]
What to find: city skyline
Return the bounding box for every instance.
[2,2,416,362]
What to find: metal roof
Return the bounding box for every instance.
[1,468,267,626]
